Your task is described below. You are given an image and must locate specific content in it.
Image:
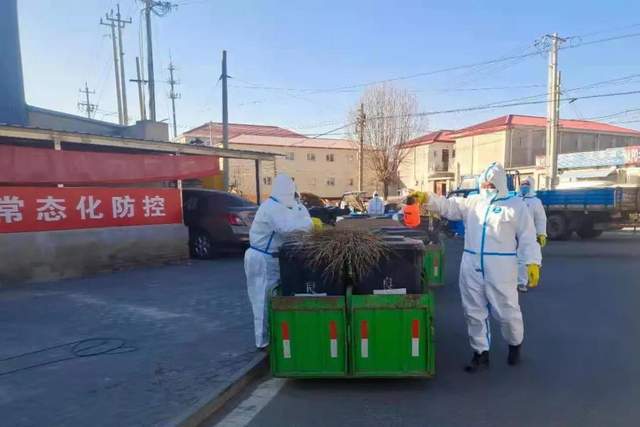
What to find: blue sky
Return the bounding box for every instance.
[17,0,640,137]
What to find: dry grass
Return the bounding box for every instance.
[293,229,390,283]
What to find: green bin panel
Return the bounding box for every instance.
[350,293,435,377]
[423,244,444,287]
[270,296,347,377]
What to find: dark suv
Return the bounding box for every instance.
[182,189,257,259]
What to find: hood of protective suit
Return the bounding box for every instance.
[519,176,536,197]
[270,173,296,208]
[478,162,509,198]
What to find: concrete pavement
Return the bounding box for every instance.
[215,233,640,427]
[0,258,260,427]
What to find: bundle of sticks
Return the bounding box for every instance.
[291,228,389,283]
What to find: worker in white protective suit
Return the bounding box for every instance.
[517,176,547,293]
[244,174,313,348]
[425,162,541,372]
[367,192,385,216]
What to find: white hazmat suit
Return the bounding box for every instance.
[367,192,385,216]
[517,176,547,286]
[427,163,541,353]
[244,174,313,348]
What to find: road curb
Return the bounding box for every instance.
[167,352,269,427]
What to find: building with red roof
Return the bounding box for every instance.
[179,122,306,143]
[179,122,382,200]
[449,114,640,188]
[399,130,456,195]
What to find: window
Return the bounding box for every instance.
[579,134,597,152]
[286,152,295,161]
[326,177,335,186]
[326,153,335,162]
[263,176,272,185]
[561,133,579,154]
[349,178,354,186]
[307,153,316,161]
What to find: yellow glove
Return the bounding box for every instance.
[410,191,429,205]
[527,264,540,288]
[537,234,547,248]
[311,217,323,232]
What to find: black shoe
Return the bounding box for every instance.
[508,344,521,366]
[464,351,489,373]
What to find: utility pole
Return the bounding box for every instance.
[544,33,566,189]
[167,59,180,139]
[357,103,366,192]
[78,82,97,119]
[221,50,230,191]
[143,0,175,121]
[130,57,148,121]
[106,4,132,125]
[100,13,123,124]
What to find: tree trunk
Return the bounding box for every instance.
[383,180,390,199]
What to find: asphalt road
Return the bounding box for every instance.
[216,232,640,427]
[0,258,258,427]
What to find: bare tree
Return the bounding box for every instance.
[351,83,424,198]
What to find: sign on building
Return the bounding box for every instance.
[624,146,640,165]
[0,187,182,233]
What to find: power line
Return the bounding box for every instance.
[307,123,355,139]
[361,89,640,122]
[584,107,640,121]
[232,30,640,99]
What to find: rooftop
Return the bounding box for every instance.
[450,114,640,138]
[403,130,455,147]
[228,134,358,150]
[182,122,305,140]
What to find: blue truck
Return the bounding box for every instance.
[536,186,640,240]
[446,173,640,240]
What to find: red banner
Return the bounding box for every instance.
[0,187,182,233]
[0,145,220,185]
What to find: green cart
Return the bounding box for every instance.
[269,287,435,378]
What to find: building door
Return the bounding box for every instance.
[434,181,447,195]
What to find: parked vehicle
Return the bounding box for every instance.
[182,189,257,258]
[537,186,640,240]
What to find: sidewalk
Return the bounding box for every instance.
[0,258,262,427]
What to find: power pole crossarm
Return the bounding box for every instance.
[100,14,123,125]
[78,82,97,119]
[105,4,132,125]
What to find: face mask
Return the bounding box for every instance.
[480,188,497,200]
[521,186,530,195]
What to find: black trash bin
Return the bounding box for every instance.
[353,237,425,295]
[278,241,346,296]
